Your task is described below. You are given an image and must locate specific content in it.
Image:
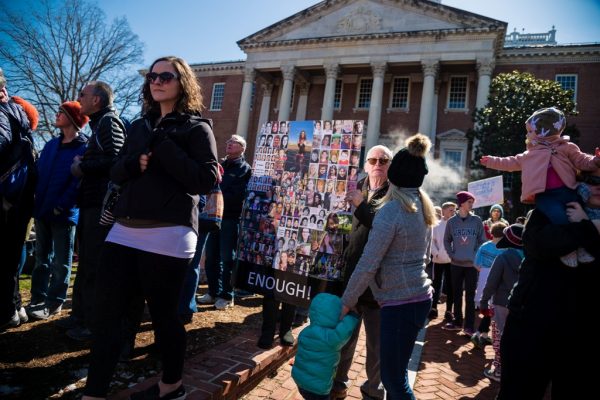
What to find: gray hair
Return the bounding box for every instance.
[366,144,393,160]
[86,81,114,108]
[230,134,247,151]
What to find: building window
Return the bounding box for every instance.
[555,74,577,102]
[390,76,410,109]
[334,79,343,110]
[356,78,373,109]
[290,83,295,110]
[250,82,255,110]
[210,83,225,111]
[442,149,463,169]
[447,76,468,109]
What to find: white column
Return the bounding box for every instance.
[321,63,339,121]
[475,58,494,111]
[278,65,295,121]
[472,58,495,157]
[295,82,310,121]
[258,83,273,128]
[365,61,387,151]
[418,59,439,140]
[236,67,255,138]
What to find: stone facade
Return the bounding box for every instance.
[196,0,599,169]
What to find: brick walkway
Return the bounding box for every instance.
[242,302,500,399]
[116,301,538,399]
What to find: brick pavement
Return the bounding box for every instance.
[114,301,511,399]
[243,301,501,399]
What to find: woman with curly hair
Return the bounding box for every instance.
[82,56,219,400]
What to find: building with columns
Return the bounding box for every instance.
[195,0,600,172]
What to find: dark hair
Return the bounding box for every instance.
[142,56,204,115]
[86,81,114,108]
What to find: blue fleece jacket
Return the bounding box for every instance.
[34,134,87,224]
[292,293,359,396]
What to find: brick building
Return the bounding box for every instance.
[194,0,599,172]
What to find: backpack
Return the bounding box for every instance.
[0,107,35,207]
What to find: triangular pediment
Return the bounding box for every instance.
[238,0,506,49]
[437,129,467,141]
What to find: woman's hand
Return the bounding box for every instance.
[566,202,588,223]
[339,305,350,320]
[480,156,489,166]
[139,152,152,172]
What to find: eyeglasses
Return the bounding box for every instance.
[145,71,179,84]
[367,157,390,166]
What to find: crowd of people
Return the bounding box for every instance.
[2,56,600,400]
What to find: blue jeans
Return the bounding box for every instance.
[204,218,240,300]
[535,186,578,225]
[30,219,76,306]
[380,299,431,400]
[178,230,209,314]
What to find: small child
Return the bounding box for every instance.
[292,293,359,400]
[481,107,600,267]
[479,223,524,383]
[471,221,507,347]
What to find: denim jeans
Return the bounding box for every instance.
[178,230,209,315]
[380,299,431,400]
[30,219,76,306]
[535,186,578,225]
[204,218,240,300]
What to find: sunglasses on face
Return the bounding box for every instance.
[145,71,179,84]
[367,157,390,166]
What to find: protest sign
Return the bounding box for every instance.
[235,120,364,307]
[468,175,504,209]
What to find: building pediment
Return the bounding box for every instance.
[238,0,506,50]
[437,129,467,141]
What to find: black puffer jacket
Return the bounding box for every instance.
[110,112,219,234]
[342,177,389,307]
[78,106,125,208]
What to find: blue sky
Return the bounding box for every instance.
[93,0,600,67]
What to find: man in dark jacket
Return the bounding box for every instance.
[199,134,251,310]
[0,68,37,330]
[331,144,392,400]
[57,81,125,340]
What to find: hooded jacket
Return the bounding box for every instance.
[483,136,598,203]
[292,293,359,395]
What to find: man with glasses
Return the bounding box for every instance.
[199,135,251,310]
[58,81,126,342]
[331,144,392,400]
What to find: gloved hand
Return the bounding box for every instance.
[71,155,83,177]
[53,207,63,216]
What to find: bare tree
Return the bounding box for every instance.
[0,0,144,144]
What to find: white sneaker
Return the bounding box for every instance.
[17,307,28,323]
[197,293,215,304]
[559,251,578,268]
[214,298,233,310]
[577,247,595,264]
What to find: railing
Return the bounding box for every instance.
[504,27,557,47]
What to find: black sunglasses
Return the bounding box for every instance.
[367,157,390,166]
[146,71,179,84]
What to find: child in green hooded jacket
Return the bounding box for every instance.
[292,293,359,399]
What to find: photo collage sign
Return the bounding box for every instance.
[235,120,365,306]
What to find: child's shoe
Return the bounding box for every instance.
[577,247,595,264]
[470,332,482,348]
[483,367,501,383]
[560,251,578,268]
[479,333,492,345]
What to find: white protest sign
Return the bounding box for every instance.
[468,175,504,209]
